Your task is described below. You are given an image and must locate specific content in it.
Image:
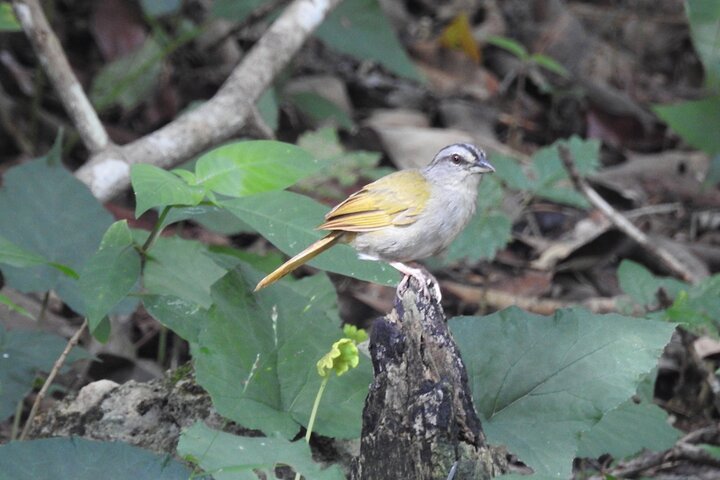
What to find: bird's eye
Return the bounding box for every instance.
[451,154,462,165]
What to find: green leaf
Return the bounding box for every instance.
[444,212,511,263]
[443,177,511,263]
[486,35,529,60]
[143,236,226,309]
[210,0,265,21]
[178,422,345,480]
[0,293,32,318]
[193,264,372,439]
[130,164,206,217]
[617,260,688,308]
[90,37,164,111]
[577,393,679,459]
[140,0,181,17]
[531,136,600,207]
[490,154,533,191]
[0,437,190,479]
[257,88,279,132]
[530,53,569,76]
[665,274,720,334]
[316,0,421,81]
[0,147,114,314]
[79,221,142,335]
[450,307,676,478]
[706,153,720,187]
[288,92,355,130]
[194,140,320,197]
[654,96,720,154]
[0,235,48,268]
[0,326,87,420]
[142,295,207,344]
[0,4,21,32]
[220,191,397,286]
[686,0,720,89]
[162,204,253,235]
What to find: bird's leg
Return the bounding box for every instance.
[389,262,442,301]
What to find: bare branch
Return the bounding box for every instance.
[12,0,110,153]
[75,0,341,202]
[559,145,702,284]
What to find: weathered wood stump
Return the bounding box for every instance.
[352,279,508,479]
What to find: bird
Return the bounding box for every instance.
[254,143,495,299]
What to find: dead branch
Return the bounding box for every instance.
[74,0,341,201]
[559,145,702,284]
[12,0,110,153]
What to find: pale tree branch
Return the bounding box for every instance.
[75,0,342,201]
[12,0,110,153]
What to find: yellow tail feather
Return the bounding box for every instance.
[254,232,344,291]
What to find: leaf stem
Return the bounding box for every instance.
[294,375,329,480]
[141,205,172,254]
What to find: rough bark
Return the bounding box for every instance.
[352,280,508,479]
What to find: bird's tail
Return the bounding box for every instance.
[254,231,344,291]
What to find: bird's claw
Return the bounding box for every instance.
[394,264,442,302]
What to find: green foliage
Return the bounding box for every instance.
[193,264,372,439]
[617,261,720,335]
[316,0,421,81]
[287,91,355,130]
[577,373,680,459]
[79,221,142,334]
[194,141,320,196]
[654,96,720,155]
[685,0,720,90]
[0,4,21,31]
[178,422,345,480]
[140,0,182,18]
[0,235,50,268]
[142,295,207,344]
[220,191,397,286]
[211,0,265,21]
[0,293,32,318]
[617,260,688,309]
[486,35,568,77]
[130,164,206,217]
[493,136,600,208]
[143,236,226,309]
[296,128,382,199]
[90,37,164,111]
[0,437,190,479]
[0,141,114,314]
[451,307,676,478]
[444,176,512,262]
[653,1,720,181]
[0,326,88,420]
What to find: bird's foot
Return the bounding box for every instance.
[390,262,442,302]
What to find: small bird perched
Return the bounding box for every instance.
[254,143,495,298]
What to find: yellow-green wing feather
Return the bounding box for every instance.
[318,170,430,232]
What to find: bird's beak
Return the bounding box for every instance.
[474,155,495,173]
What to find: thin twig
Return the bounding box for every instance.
[558,145,701,284]
[12,0,110,153]
[19,318,87,440]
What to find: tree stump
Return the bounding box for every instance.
[352,280,508,479]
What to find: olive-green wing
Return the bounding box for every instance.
[318,170,430,232]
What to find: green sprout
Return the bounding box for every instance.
[295,325,367,480]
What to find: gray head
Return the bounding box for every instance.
[424,143,494,183]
